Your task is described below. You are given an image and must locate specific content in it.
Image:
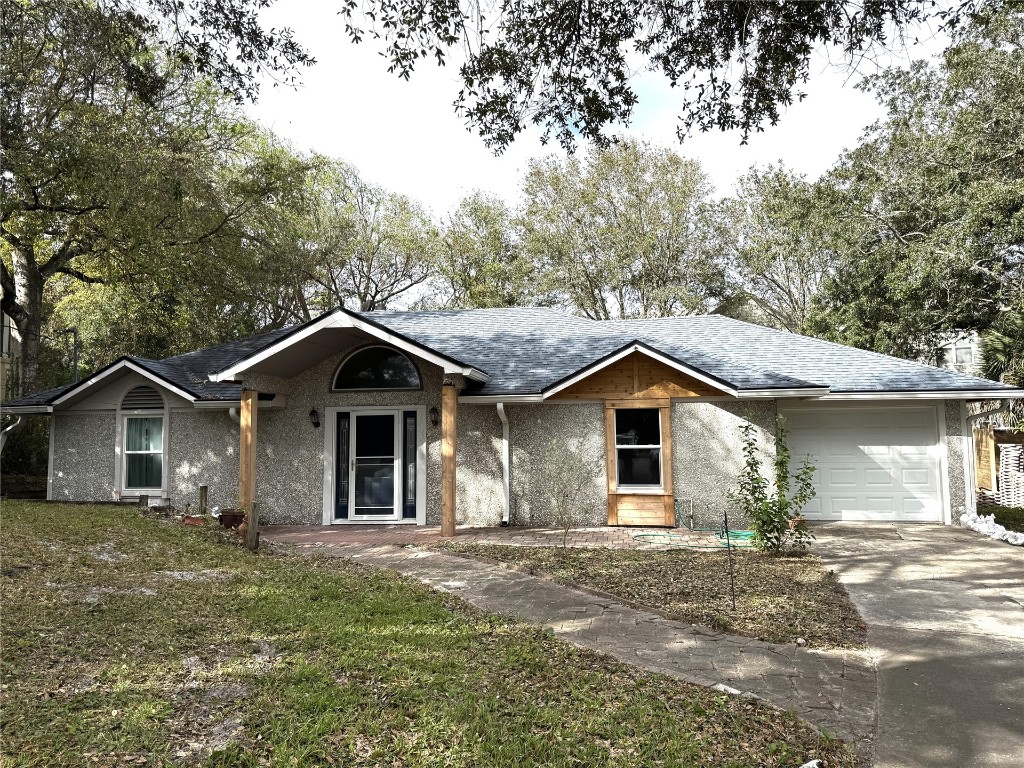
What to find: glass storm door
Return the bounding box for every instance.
[348,411,402,521]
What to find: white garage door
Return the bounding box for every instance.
[782,407,944,522]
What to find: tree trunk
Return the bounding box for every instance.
[11,248,44,396]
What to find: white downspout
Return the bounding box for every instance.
[228,407,240,424]
[496,403,510,526]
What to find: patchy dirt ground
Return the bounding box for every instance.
[2,502,858,768]
[432,542,867,649]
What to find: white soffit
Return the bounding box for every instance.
[209,310,487,383]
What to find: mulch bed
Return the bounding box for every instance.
[432,542,867,649]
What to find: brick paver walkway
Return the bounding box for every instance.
[268,537,878,761]
[263,524,722,549]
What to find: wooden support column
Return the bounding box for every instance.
[441,380,458,537]
[238,389,258,513]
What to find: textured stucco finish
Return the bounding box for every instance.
[455,405,505,526]
[243,350,444,525]
[51,413,116,501]
[944,399,967,518]
[169,410,239,513]
[673,400,777,530]
[505,403,608,527]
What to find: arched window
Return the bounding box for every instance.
[120,386,165,492]
[333,346,421,390]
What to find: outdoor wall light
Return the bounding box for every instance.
[429,406,439,427]
[309,408,321,429]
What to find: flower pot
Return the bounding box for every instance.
[219,510,245,529]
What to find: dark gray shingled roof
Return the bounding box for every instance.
[3,308,1017,408]
[2,326,295,408]
[360,308,824,394]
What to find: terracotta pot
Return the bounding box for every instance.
[182,515,206,526]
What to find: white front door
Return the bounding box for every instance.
[348,410,402,522]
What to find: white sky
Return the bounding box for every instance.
[246,1,948,214]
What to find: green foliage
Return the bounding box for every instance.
[522,138,733,319]
[285,160,443,313]
[807,8,1024,359]
[0,0,316,392]
[728,417,816,553]
[435,192,538,309]
[341,0,972,152]
[726,166,856,333]
[981,310,1024,425]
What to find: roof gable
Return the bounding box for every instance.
[3,307,1020,411]
[545,348,727,400]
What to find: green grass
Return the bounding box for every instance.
[979,500,1024,533]
[0,502,855,768]
[432,543,867,650]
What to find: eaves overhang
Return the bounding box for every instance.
[539,340,829,400]
[208,308,488,384]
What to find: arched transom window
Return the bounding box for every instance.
[333,346,421,390]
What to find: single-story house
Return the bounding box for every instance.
[4,307,1020,529]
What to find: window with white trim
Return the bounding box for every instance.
[121,386,165,491]
[614,408,662,488]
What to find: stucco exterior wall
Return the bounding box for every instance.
[944,398,968,519]
[169,410,239,513]
[505,403,608,527]
[455,404,505,526]
[672,400,777,529]
[51,413,116,501]
[244,349,445,525]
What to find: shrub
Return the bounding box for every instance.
[728,415,816,552]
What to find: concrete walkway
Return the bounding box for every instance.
[814,523,1024,768]
[264,524,721,549]
[268,537,878,760]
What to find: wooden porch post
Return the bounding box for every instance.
[441,380,458,537]
[238,389,258,512]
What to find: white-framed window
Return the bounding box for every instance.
[120,385,166,492]
[123,415,164,490]
[614,408,662,488]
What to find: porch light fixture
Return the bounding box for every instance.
[309,408,321,429]
[429,406,439,427]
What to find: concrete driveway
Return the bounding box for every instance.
[814,523,1024,768]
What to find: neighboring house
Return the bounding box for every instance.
[933,332,983,376]
[3,308,1020,528]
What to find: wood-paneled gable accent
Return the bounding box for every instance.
[605,397,675,527]
[551,351,720,401]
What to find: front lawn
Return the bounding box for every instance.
[979,499,1024,533]
[433,543,866,649]
[0,502,856,767]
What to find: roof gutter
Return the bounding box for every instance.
[821,390,1024,400]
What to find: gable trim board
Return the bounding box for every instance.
[208,309,488,384]
[541,341,830,400]
[54,359,199,407]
